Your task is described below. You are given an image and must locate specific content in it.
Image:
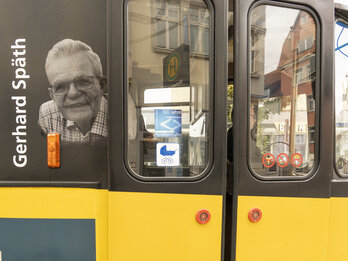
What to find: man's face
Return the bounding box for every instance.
[46,52,103,124]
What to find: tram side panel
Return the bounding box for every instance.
[233,0,334,260]
[108,192,223,261]
[108,0,227,257]
[328,11,348,261]
[0,188,108,261]
[0,1,109,260]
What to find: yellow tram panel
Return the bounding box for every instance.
[0,187,108,261]
[109,191,223,261]
[327,197,348,261]
[235,195,330,261]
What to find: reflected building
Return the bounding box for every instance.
[250,6,317,176]
[336,74,348,173]
[335,19,348,175]
[127,0,211,176]
[264,10,316,159]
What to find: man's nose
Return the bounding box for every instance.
[66,82,81,97]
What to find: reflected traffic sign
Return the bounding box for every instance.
[277,153,289,168]
[291,153,303,168]
[262,153,275,168]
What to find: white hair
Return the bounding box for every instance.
[45,39,103,76]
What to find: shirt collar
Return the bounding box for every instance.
[67,120,75,129]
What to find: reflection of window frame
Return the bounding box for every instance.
[295,64,311,85]
[295,134,307,159]
[250,12,263,27]
[297,35,314,53]
[300,13,307,25]
[250,25,266,76]
[308,95,315,111]
[190,4,210,55]
[153,0,210,56]
[250,34,257,74]
[308,126,315,143]
[154,0,180,49]
[272,135,285,155]
[296,134,305,144]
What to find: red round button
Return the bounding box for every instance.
[248,208,262,222]
[196,209,211,224]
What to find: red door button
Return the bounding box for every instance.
[248,208,262,222]
[196,209,211,224]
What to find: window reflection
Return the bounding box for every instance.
[249,5,317,177]
[335,21,348,175]
[127,0,210,177]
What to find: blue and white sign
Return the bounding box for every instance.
[155,109,182,137]
[156,143,180,167]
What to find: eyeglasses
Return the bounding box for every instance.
[50,75,98,96]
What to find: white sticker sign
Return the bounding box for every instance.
[156,143,180,167]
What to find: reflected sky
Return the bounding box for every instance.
[264,6,298,74]
[335,0,348,5]
[335,21,348,116]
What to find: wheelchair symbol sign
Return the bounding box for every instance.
[156,143,180,167]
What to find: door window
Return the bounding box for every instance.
[335,20,348,176]
[249,5,318,177]
[127,0,212,178]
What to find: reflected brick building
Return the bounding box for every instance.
[264,11,316,155]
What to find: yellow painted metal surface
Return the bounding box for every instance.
[235,195,330,261]
[3,188,348,261]
[327,197,348,261]
[109,191,223,261]
[0,187,108,261]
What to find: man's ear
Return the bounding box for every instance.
[48,88,54,100]
[99,76,107,91]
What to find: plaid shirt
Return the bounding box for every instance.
[38,97,108,145]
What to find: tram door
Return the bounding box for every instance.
[228,0,334,260]
[328,4,348,261]
[108,0,227,259]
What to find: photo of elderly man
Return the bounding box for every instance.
[38,39,108,145]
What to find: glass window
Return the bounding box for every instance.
[300,14,307,25]
[200,9,209,24]
[190,6,199,22]
[156,19,167,48]
[249,5,317,177]
[155,0,179,49]
[168,0,179,18]
[335,20,348,176]
[169,22,179,49]
[250,50,256,74]
[295,65,311,85]
[155,0,165,16]
[153,0,209,55]
[297,36,314,53]
[201,28,209,55]
[190,25,199,52]
[308,95,315,111]
[183,14,189,44]
[127,0,211,178]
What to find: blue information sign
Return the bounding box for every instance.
[155,109,182,137]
